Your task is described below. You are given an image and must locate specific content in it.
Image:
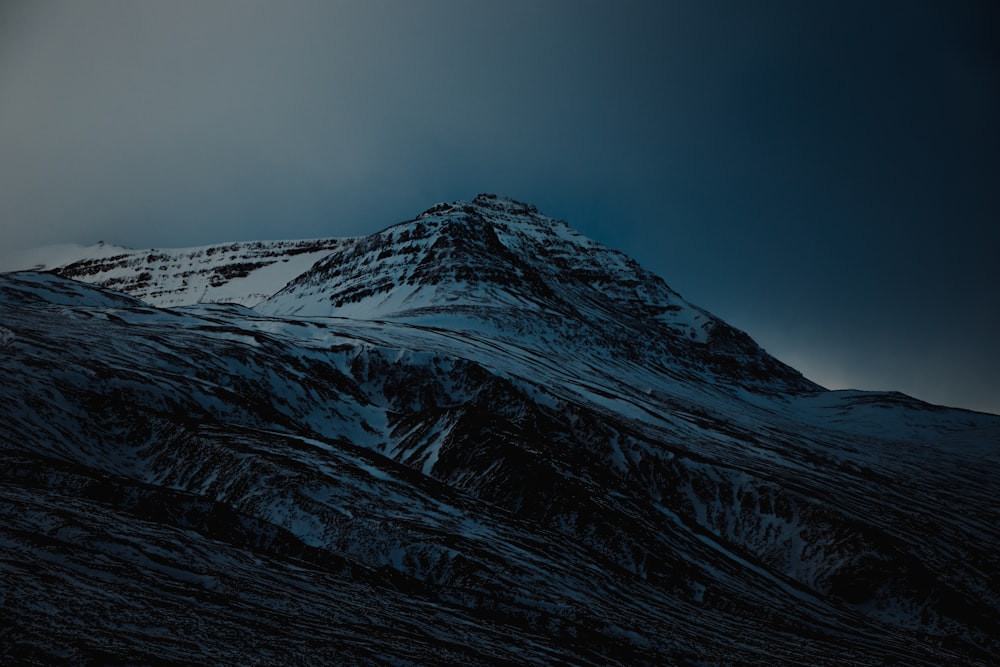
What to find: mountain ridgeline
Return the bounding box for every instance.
[2,195,998,665]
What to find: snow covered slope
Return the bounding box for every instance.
[1,196,998,665]
[4,238,351,308]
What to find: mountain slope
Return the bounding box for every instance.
[2,196,998,665]
[257,194,815,394]
[11,238,351,308]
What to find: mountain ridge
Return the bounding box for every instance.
[26,194,815,395]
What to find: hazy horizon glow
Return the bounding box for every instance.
[1,1,997,414]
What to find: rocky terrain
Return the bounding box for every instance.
[1,195,998,664]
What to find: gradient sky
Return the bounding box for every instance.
[1,1,998,414]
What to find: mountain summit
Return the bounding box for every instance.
[258,193,812,392]
[264,193,705,328]
[1,196,998,664]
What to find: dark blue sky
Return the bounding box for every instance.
[1,1,997,413]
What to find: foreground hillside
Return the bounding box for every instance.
[2,195,998,664]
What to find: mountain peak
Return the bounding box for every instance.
[257,196,814,393]
[470,192,540,215]
[263,195,656,323]
[417,194,541,221]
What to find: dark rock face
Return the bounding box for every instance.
[2,198,999,665]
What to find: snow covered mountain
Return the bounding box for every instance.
[2,195,998,665]
[13,237,350,309]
